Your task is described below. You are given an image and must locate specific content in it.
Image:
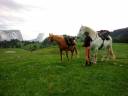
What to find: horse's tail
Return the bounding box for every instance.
[74,46,78,55]
[107,38,116,60]
[109,46,116,60]
[73,46,79,58]
[109,36,116,60]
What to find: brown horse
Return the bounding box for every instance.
[48,33,78,61]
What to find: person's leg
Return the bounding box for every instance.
[88,47,91,64]
[85,47,90,65]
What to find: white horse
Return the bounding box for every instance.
[79,25,116,64]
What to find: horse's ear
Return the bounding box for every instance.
[49,33,52,36]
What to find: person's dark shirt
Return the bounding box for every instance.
[83,35,92,47]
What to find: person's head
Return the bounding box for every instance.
[84,32,89,36]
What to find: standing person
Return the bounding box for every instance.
[83,32,92,66]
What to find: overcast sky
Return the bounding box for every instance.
[0,0,128,40]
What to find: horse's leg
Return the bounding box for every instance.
[90,49,93,63]
[93,49,98,64]
[60,49,62,62]
[100,47,107,61]
[71,50,74,60]
[66,51,69,61]
[101,48,109,61]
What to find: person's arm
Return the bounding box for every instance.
[89,36,92,42]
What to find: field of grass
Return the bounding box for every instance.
[0,43,128,96]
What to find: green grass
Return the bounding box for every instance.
[0,43,128,96]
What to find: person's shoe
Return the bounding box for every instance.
[89,61,92,65]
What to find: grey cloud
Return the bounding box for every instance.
[0,0,29,29]
[0,0,25,11]
[0,0,42,29]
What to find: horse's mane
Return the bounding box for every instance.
[49,34,66,44]
[82,26,97,39]
[84,26,96,33]
[53,34,64,40]
[49,34,63,39]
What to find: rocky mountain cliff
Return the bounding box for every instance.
[31,33,44,42]
[0,30,23,41]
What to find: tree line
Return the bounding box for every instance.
[0,37,56,49]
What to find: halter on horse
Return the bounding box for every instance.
[48,33,78,61]
[79,25,116,64]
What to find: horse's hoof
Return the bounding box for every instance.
[89,62,92,65]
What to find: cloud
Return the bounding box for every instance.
[0,0,31,29]
[0,0,25,11]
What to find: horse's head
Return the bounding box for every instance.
[79,25,86,33]
[48,33,54,42]
[79,25,91,35]
[79,25,97,38]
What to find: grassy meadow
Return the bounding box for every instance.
[0,43,128,96]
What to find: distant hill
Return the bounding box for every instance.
[110,27,128,43]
